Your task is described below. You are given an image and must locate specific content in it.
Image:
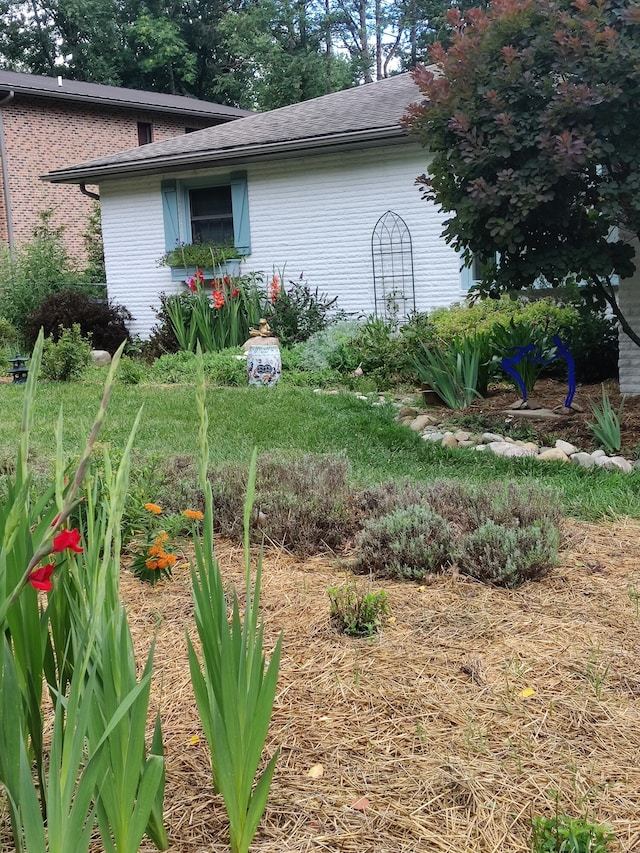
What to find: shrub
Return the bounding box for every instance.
[0,210,77,345]
[25,289,132,353]
[328,580,391,637]
[118,355,145,385]
[294,320,363,372]
[455,519,559,587]
[352,504,453,580]
[412,333,492,408]
[40,324,92,381]
[208,453,358,554]
[588,387,624,454]
[147,349,247,385]
[265,274,337,346]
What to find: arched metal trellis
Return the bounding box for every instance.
[371,210,416,320]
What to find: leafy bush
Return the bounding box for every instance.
[25,289,132,353]
[427,295,617,384]
[531,812,614,853]
[0,210,77,345]
[117,355,145,385]
[294,320,363,371]
[455,519,559,587]
[352,504,453,580]
[40,324,92,381]
[147,349,247,385]
[412,333,492,408]
[265,274,337,346]
[328,580,390,637]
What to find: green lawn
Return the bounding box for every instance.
[1,378,638,521]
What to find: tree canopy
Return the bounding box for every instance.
[405,0,640,346]
[0,0,483,109]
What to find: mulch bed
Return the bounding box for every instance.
[429,378,640,456]
[114,519,640,853]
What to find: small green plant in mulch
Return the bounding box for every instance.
[531,811,614,852]
[588,387,624,454]
[328,580,391,637]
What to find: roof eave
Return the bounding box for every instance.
[0,84,246,120]
[44,126,410,184]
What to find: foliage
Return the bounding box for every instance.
[187,356,281,853]
[41,324,92,381]
[588,387,624,454]
[328,580,390,637]
[491,318,557,398]
[405,0,640,347]
[531,812,614,853]
[0,210,77,346]
[25,289,132,353]
[147,349,247,385]
[0,335,167,853]
[428,294,618,384]
[81,201,106,283]
[162,272,263,353]
[352,504,453,580]
[118,355,144,385]
[159,243,243,269]
[128,529,178,584]
[412,333,491,407]
[294,320,363,371]
[455,519,559,587]
[264,273,338,346]
[208,453,358,554]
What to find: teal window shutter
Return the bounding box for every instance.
[161,180,180,251]
[230,171,251,254]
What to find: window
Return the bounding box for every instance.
[161,173,251,272]
[137,122,153,145]
[189,185,234,245]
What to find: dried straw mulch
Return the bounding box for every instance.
[122,518,640,853]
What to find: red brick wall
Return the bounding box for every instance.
[0,95,215,265]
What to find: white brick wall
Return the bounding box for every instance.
[100,142,465,338]
[619,238,640,396]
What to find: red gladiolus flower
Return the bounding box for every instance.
[52,528,83,553]
[212,289,225,309]
[29,563,55,592]
[231,288,240,298]
[186,276,197,293]
[269,275,280,303]
[223,275,231,285]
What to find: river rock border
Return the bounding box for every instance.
[395,405,640,473]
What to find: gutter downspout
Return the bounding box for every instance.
[0,90,15,256]
[79,183,100,201]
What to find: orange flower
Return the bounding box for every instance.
[183,509,204,521]
[212,289,225,309]
[269,275,280,303]
[144,503,162,514]
[155,531,169,544]
[145,558,160,570]
[166,553,178,566]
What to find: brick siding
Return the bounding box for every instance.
[0,94,214,264]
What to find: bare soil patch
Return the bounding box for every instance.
[121,520,640,853]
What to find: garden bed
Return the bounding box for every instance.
[115,518,640,852]
[424,379,640,457]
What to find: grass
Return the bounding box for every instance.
[1,379,639,521]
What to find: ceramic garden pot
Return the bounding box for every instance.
[247,344,282,387]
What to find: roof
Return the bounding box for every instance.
[44,73,424,184]
[0,68,251,121]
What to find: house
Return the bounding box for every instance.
[43,73,468,335]
[0,70,250,262]
[42,72,640,395]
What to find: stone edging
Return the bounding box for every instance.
[395,405,640,473]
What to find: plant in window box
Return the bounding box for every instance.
[159,242,244,272]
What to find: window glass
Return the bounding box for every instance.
[137,122,153,145]
[189,186,234,244]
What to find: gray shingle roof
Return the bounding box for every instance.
[44,73,423,183]
[0,68,250,120]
